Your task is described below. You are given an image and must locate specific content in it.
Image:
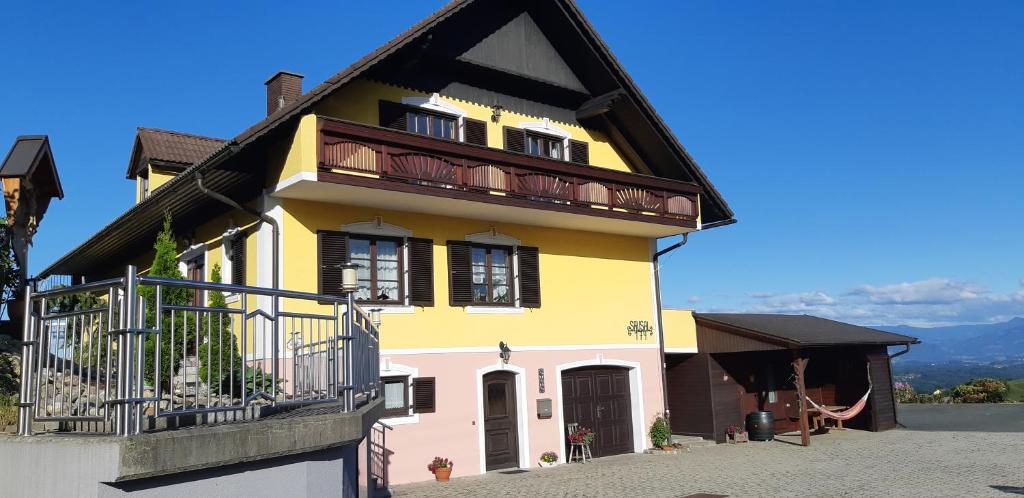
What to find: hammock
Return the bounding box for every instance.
[802,363,872,421]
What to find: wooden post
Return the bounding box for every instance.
[792,355,810,447]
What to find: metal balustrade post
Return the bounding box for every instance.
[17,284,36,436]
[345,292,354,411]
[120,265,138,436]
[271,294,278,406]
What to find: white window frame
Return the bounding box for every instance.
[402,93,468,142]
[379,360,419,426]
[178,243,208,305]
[519,118,572,162]
[221,226,242,303]
[464,229,524,314]
[340,218,416,314]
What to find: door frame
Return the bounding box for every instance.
[555,358,645,463]
[476,362,530,474]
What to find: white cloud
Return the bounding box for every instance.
[687,295,702,304]
[845,278,986,305]
[715,277,1024,327]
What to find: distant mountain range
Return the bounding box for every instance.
[877,317,1024,363]
[876,317,1024,391]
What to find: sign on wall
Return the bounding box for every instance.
[626,320,654,341]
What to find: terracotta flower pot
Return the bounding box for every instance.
[434,466,452,482]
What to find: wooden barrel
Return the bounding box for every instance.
[745,411,775,441]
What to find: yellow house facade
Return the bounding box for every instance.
[39,0,734,487]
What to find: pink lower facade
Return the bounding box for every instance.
[360,346,665,485]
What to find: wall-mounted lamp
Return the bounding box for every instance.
[340,262,360,294]
[490,104,504,123]
[370,308,382,328]
[498,341,512,364]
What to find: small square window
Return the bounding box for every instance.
[383,376,409,417]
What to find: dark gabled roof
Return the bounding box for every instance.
[1,135,63,199]
[695,313,919,347]
[126,128,226,178]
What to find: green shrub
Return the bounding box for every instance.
[950,378,1008,403]
[141,213,197,388]
[649,415,670,447]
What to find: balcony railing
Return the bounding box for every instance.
[16,265,380,436]
[317,118,700,227]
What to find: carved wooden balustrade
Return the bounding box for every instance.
[317,117,700,226]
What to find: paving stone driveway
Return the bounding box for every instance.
[390,429,1024,497]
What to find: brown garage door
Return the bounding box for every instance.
[561,367,633,457]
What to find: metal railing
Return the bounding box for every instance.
[16,265,380,436]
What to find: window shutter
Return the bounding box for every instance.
[230,234,246,286]
[464,118,488,146]
[447,241,474,306]
[317,230,349,297]
[379,100,409,131]
[518,246,541,308]
[408,237,434,306]
[569,140,590,165]
[412,376,436,413]
[503,126,526,153]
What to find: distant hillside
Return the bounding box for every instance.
[878,317,1024,363]
[892,360,1024,392]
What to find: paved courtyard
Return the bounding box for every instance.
[390,428,1024,497]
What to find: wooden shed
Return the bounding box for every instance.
[666,314,918,443]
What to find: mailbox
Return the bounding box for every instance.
[537,398,552,419]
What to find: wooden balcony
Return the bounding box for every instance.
[315,117,701,230]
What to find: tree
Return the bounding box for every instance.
[141,213,195,387]
[199,264,243,396]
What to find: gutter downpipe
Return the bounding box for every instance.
[653,232,688,431]
[888,343,913,428]
[194,145,279,291]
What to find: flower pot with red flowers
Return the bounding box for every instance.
[427,456,454,482]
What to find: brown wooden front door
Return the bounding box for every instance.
[562,367,633,457]
[483,371,519,471]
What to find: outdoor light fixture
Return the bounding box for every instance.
[498,341,512,364]
[340,262,360,294]
[370,308,382,328]
[490,103,504,122]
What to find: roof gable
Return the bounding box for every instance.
[126,128,226,178]
[458,12,586,92]
[230,0,735,225]
[1,135,63,199]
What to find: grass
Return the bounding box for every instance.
[0,394,17,429]
[1006,379,1024,402]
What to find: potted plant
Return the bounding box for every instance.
[649,415,670,449]
[726,425,748,444]
[539,451,559,468]
[427,456,454,482]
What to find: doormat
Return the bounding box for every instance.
[499,470,530,475]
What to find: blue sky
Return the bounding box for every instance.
[2,1,1021,327]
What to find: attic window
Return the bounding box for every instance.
[526,132,563,160]
[407,111,457,140]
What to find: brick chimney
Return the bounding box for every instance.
[265,71,304,116]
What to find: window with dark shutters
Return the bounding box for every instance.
[407,237,434,306]
[569,139,590,165]
[412,377,436,413]
[317,230,349,298]
[230,234,246,286]
[447,241,474,306]
[503,126,526,154]
[378,100,409,131]
[518,246,541,308]
[464,118,488,146]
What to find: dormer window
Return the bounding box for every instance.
[407,111,457,140]
[526,132,563,160]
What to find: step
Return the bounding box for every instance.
[670,435,713,445]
